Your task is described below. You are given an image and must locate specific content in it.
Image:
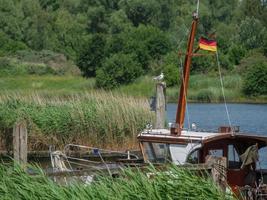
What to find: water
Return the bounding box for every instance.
[167,103,267,134]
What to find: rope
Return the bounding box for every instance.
[196,0,200,16]
[215,51,232,128]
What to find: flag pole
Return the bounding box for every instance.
[171,12,199,135]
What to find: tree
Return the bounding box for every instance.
[240,0,263,20]
[108,10,131,34]
[95,53,143,89]
[53,9,87,59]
[77,34,106,77]
[229,45,246,65]
[123,25,171,71]
[162,52,180,87]
[119,0,159,26]
[0,32,28,56]
[238,17,265,50]
[86,5,108,33]
[243,62,267,96]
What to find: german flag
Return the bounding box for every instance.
[199,37,217,52]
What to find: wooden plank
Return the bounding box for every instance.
[155,82,166,129]
[13,121,27,166]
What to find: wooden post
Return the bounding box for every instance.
[155,82,166,129]
[13,121,27,166]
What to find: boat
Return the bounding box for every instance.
[50,1,267,199]
[137,1,267,199]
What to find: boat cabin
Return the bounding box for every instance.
[138,128,267,188]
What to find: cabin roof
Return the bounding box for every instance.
[137,129,267,147]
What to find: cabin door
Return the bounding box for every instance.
[227,144,246,187]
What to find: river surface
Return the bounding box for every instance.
[167,103,267,134]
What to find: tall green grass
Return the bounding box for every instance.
[1,73,265,105]
[0,164,232,200]
[0,92,154,150]
[167,74,245,103]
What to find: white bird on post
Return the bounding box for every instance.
[153,72,164,82]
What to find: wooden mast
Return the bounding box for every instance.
[171,13,198,135]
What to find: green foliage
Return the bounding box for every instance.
[0,50,80,76]
[0,32,28,56]
[0,92,153,148]
[237,51,267,74]
[0,0,265,90]
[243,62,267,96]
[162,52,180,87]
[119,0,159,26]
[121,25,171,72]
[96,53,143,89]
[0,164,230,200]
[229,45,246,65]
[191,56,215,73]
[77,34,106,77]
[87,5,108,33]
[238,17,266,50]
[196,89,215,102]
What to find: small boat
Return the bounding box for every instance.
[138,1,267,199]
[50,1,267,199]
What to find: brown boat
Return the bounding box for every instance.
[137,2,267,199]
[50,2,267,199]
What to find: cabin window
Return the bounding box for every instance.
[208,149,223,157]
[257,147,267,170]
[187,149,200,164]
[228,144,241,169]
[142,142,171,163]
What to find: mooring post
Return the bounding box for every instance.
[13,120,28,166]
[155,82,166,129]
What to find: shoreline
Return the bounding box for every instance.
[167,100,267,104]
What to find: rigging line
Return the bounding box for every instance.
[179,57,191,132]
[176,26,190,51]
[196,0,200,16]
[215,51,232,128]
[176,31,189,52]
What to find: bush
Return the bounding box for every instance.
[96,53,143,89]
[77,34,106,77]
[196,89,215,102]
[0,58,27,76]
[0,32,28,56]
[122,25,171,71]
[243,62,267,96]
[229,45,246,65]
[161,52,180,87]
[237,51,267,74]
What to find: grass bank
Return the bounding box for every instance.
[0,164,231,200]
[1,74,266,103]
[0,92,154,151]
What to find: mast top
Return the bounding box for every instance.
[171,6,199,135]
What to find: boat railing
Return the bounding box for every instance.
[63,144,139,160]
[50,144,140,178]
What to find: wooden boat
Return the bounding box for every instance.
[137,2,267,199]
[50,2,267,199]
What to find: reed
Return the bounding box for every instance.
[167,74,244,103]
[0,164,233,200]
[0,92,154,150]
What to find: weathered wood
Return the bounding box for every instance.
[173,16,199,135]
[155,82,166,129]
[13,121,28,165]
[205,156,227,191]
